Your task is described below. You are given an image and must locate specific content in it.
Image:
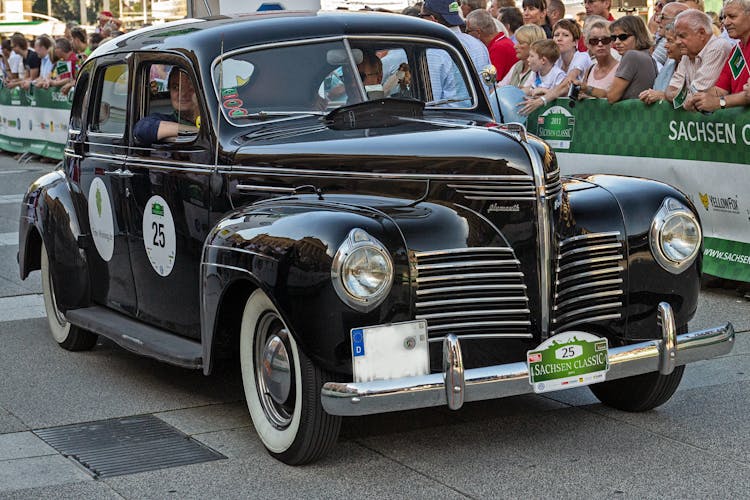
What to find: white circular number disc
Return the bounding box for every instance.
[87,177,115,262]
[142,195,176,277]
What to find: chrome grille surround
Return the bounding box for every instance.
[545,167,562,197]
[413,247,532,341]
[552,231,624,334]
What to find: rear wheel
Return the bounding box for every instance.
[589,325,687,412]
[40,243,97,351]
[240,289,341,465]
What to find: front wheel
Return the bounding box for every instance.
[40,242,97,351]
[240,289,341,465]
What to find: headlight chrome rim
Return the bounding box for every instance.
[649,197,702,274]
[331,228,394,312]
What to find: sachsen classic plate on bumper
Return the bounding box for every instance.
[321,303,735,416]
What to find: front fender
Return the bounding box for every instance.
[569,174,701,339]
[201,198,409,374]
[19,170,90,309]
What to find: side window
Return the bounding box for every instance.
[423,47,472,106]
[69,65,91,131]
[89,63,129,135]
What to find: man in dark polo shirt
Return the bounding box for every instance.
[9,33,40,87]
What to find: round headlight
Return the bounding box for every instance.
[650,198,702,274]
[332,229,394,311]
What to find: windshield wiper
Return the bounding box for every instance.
[231,111,324,121]
[424,97,472,107]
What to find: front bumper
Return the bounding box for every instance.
[321,302,735,416]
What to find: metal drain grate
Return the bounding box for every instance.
[34,415,225,478]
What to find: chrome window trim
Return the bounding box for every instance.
[209,34,479,126]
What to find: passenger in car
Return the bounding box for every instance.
[133,68,199,146]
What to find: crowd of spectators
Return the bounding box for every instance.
[0,10,125,95]
[402,0,750,115]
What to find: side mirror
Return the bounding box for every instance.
[481,65,497,86]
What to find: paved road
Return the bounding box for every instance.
[0,153,748,499]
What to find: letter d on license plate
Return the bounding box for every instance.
[527,331,609,394]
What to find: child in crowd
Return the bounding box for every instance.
[518,39,565,115]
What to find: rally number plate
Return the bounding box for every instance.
[527,331,609,394]
[351,320,429,383]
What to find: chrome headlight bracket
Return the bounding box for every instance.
[649,197,702,274]
[331,228,394,312]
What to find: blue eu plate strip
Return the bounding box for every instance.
[351,329,365,357]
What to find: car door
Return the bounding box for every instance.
[125,56,213,339]
[77,57,138,316]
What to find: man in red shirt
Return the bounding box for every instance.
[692,0,750,111]
[577,0,616,51]
[466,9,518,80]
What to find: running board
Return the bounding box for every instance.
[65,306,203,369]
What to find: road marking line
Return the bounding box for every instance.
[0,294,46,321]
[0,232,18,246]
[0,194,24,204]
[0,169,34,175]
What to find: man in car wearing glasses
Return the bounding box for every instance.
[134,68,199,146]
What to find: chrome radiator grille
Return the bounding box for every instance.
[552,231,624,334]
[413,248,531,341]
[545,167,562,197]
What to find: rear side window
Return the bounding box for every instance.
[89,63,129,136]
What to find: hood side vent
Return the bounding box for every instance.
[552,231,624,334]
[448,177,535,201]
[414,247,532,341]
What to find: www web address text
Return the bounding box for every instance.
[704,248,750,264]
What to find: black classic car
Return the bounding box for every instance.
[19,12,734,465]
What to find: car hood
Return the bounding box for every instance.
[231,117,533,178]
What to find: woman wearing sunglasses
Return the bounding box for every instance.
[606,15,657,103]
[576,20,619,98]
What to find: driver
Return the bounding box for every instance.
[342,50,384,102]
[134,68,200,146]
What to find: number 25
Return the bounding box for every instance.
[152,222,165,248]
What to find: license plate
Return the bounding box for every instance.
[527,332,609,394]
[351,320,429,383]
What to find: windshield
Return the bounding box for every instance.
[211,38,475,125]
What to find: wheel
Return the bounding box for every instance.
[240,289,341,465]
[40,243,97,351]
[589,326,688,412]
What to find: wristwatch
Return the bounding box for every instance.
[719,96,726,109]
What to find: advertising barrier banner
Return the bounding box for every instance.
[528,99,750,283]
[0,85,71,160]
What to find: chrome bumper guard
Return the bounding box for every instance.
[321,302,735,417]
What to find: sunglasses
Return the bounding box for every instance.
[588,37,611,46]
[610,33,633,42]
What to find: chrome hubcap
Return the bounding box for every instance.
[255,312,295,429]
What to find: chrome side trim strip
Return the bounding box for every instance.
[428,332,533,342]
[416,271,523,283]
[236,184,296,193]
[425,320,531,331]
[463,195,536,201]
[416,296,528,308]
[553,290,623,310]
[204,244,280,261]
[416,259,520,271]
[558,231,621,245]
[553,302,623,323]
[447,181,533,188]
[552,313,622,333]
[416,283,527,296]
[414,247,513,257]
[321,315,735,416]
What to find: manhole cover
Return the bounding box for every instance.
[34,415,225,478]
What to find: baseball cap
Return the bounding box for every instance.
[424,0,464,26]
[99,10,113,18]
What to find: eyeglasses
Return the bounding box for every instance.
[588,37,611,46]
[610,33,633,42]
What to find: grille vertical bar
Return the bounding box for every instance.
[414,247,531,340]
[552,232,624,334]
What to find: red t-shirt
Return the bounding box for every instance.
[714,40,749,94]
[487,33,518,81]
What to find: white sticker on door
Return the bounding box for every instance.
[142,195,176,277]
[88,177,115,262]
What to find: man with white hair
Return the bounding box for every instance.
[692,0,750,111]
[665,9,733,108]
[466,9,517,80]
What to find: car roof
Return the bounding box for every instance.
[91,11,463,60]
